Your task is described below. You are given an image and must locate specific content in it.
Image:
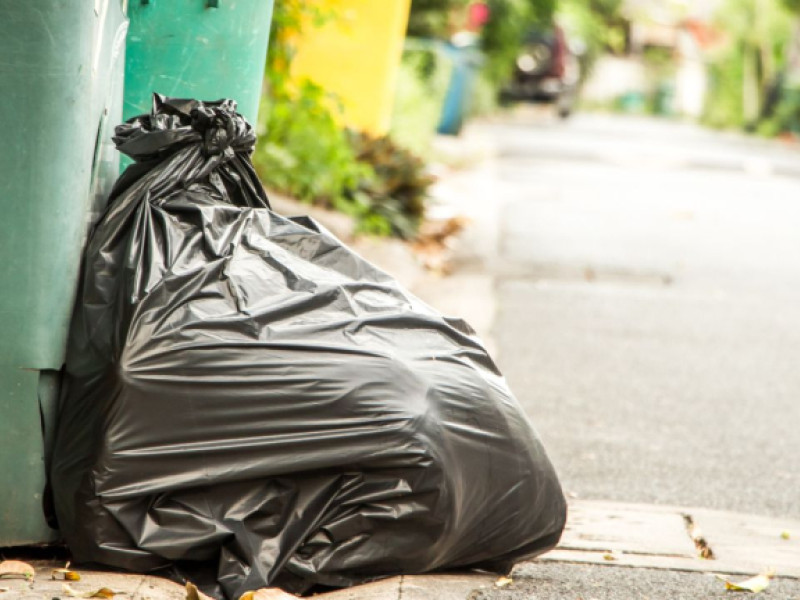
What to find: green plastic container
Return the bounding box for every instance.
[618,91,647,114]
[654,81,676,117]
[0,0,128,545]
[124,0,274,125]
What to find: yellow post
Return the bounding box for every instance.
[290,0,412,136]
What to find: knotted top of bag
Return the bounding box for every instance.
[113,94,257,163]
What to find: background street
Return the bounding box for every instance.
[485,110,800,518]
[454,110,800,598]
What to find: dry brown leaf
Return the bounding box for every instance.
[238,588,297,600]
[494,576,513,588]
[412,215,470,274]
[186,582,201,600]
[0,561,34,581]
[62,583,116,598]
[186,582,216,600]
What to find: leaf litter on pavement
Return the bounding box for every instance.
[62,583,117,598]
[187,581,298,600]
[52,562,81,581]
[186,582,208,600]
[0,560,35,581]
[716,569,776,593]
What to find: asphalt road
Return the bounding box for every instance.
[472,109,800,598]
[470,563,800,600]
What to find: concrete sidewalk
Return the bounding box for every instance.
[4,501,799,599]
[0,563,497,600]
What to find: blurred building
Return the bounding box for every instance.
[582,0,723,118]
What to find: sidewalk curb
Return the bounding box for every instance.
[546,500,800,579]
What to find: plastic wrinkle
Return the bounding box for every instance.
[49,95,566,599]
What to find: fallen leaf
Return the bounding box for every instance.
[52,562,81,581]
[603,551,620,561]
[238,589,297,600]
[781,531,791,540]
[185,582,218,600]
[494,576,513,588]
[412,215,469,275]
[0,561,35,581]
[62,583,116,598]
[0,587,9,593]
[715,570,775,593]
[186,582,201,600]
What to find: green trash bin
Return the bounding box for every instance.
[124,0,274,125]
[0,1,128,545]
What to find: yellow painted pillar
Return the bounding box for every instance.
[290,0,412,135]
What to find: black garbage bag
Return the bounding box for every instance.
[50,96,566,599]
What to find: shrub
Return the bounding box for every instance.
[253,0,434,238]
[255,81,370,208]
[391,40,454,155]
[348,131,436,239]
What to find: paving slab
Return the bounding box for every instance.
[394,574,498,600]
[541,500,800,579]
[313,577,401,600]
[315,574,498,600]
[692,507,800,578]
[0,561,183,600]
[555,501,697,558]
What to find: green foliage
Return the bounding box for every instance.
[264,0,333,95]
[255,81,371,207]
[467,69,500,117]
[783,0,800,12]
[703,43,746,129]
[702,0,794,131]
[472,0,625,89]
[407,0,469,38]
[758,88,800,136]
[480,0,556,85]
[254,0,434,238]
[558,0,625,77]
[390,41,454,155]
[408,0,562,98]
[255,1,367,208]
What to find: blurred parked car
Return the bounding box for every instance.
[504,24,582,118]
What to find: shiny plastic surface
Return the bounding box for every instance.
[50,97,566,599]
